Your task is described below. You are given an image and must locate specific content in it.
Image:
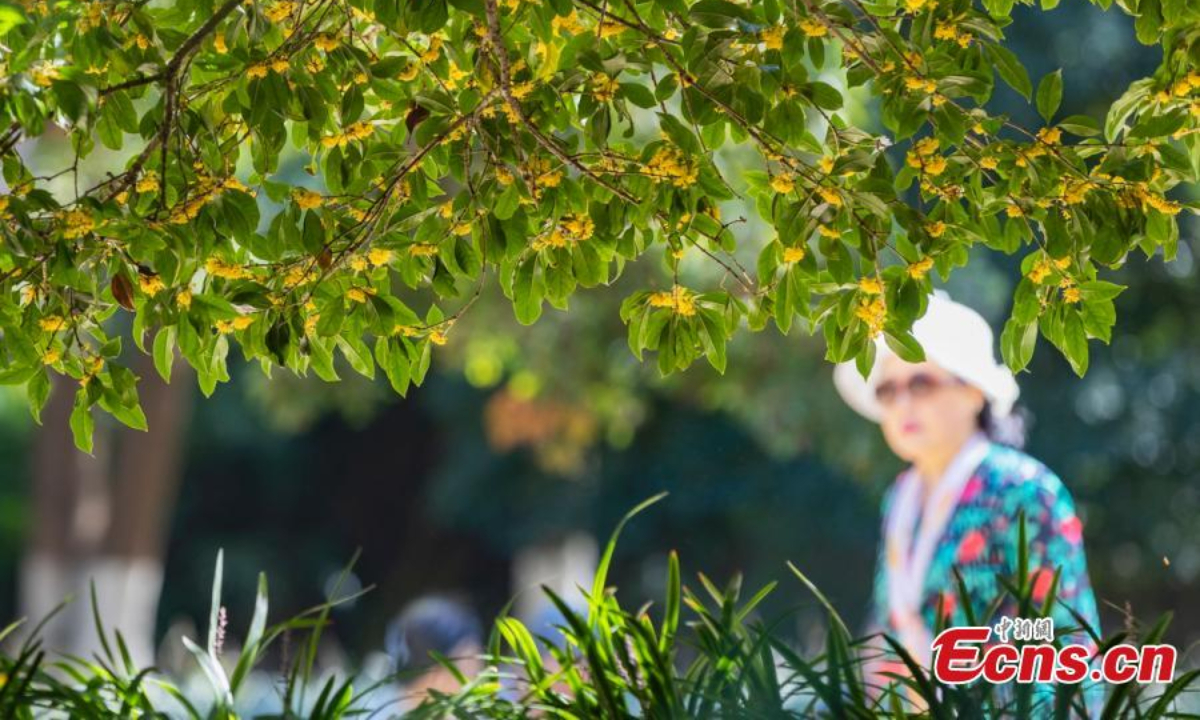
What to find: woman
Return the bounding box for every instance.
[833,290,1102,714]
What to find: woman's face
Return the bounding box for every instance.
[876,354,986,463]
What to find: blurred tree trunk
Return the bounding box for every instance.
[19,351,193,666]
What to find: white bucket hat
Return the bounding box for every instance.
[832,289,1019,423]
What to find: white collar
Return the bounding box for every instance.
[885,430,992,666]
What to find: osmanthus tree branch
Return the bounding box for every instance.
[483,0,758,294]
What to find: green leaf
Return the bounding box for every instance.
[70,389,95,454]
[1036,69,1062,123]
[153,327,176,383]
[987,44,1032,100]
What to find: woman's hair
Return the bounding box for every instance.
[977,400,1028,449]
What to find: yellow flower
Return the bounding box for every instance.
[923,155,948,176]
[346,287,371,303]
[429,328,449,345]
[136,172,159,193]
[176,289,192,308]
[1027,256,1053,283]
[799,18,826,38]
[907,256,934,279]
[761,25,785,49]
[591,73,620,103]
[264,1,295,23]
[247,63,269,79]
[858,276,884,295]
[293,188,323,210]
[31,61,61,87]
[1062,286,1081,304]
[42,348,61,365]
[205,257,252,280]
[770,173,795,194]
[368,248,393,266]
[349,255,368,271]
[818,225,841,238]
[645,146,698,188]
[270,57,290,74]
[562,213,594,240]
[61,208,95,239]
[314,34,340,51]
[139,274,165,296]
[979,155,999,170]
[648,284,697,316]
[232,315,254,330]
[214,34,228,54]
[39,315,67,332]
[819,156,836,174]
[782,245,806,263]
[817,187,842,206]
[408,243,439,257]
[1005,203,1025,218]
[925,220,946,238]
[903,0,933,12]
[854,296,887,338]
[1036,126,1062,145]
[904,75,938,94]
[452,222,473,236]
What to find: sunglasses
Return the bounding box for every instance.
[874,372,965,407]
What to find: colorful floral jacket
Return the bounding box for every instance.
[867,440,1103,715]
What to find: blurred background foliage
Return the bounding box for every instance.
[2,0,1199,673]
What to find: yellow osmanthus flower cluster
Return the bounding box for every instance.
[904,0,935,13]
[283,265,318,288]
[933,22,972,48]
[531,213,594,250]
[525,156,564,197]
[906,136,947,176]
[206,257,254,281]
[799,18,826,38]
[264,1,294,23]
[215,315,255,333]
[590,73,620,103]
[136,171,160,193]
[648,284,697,317]
[346,286,376,303]
[314,34,340,52]
[858,276,884,295]
[770,173,795,194]
[139,274,165,296]
[907,256,934,279]
[39,315,67,332]
[1026,254,1069,283]
[321,121,374,149]
[61,208,96,239]
[760,26,784,50]
[645,145,699,188]
[408,243,439,257]
[31,61,61,87]
[925,220,946,238]
[855,295,887,338]
[1036,126,1062,145]
[293,188,324,210]
[782,245,806,264]
[904,75,938,95]
[176,289,192,308]
[818,225,841,238]
[817,187,843,206]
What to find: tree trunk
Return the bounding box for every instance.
[18,351,193,666]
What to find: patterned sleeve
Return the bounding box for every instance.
[992,470,1101,643]
[990,465,1105,716]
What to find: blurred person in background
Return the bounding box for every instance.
[384,593,484,712]
[833,290,1102,714]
